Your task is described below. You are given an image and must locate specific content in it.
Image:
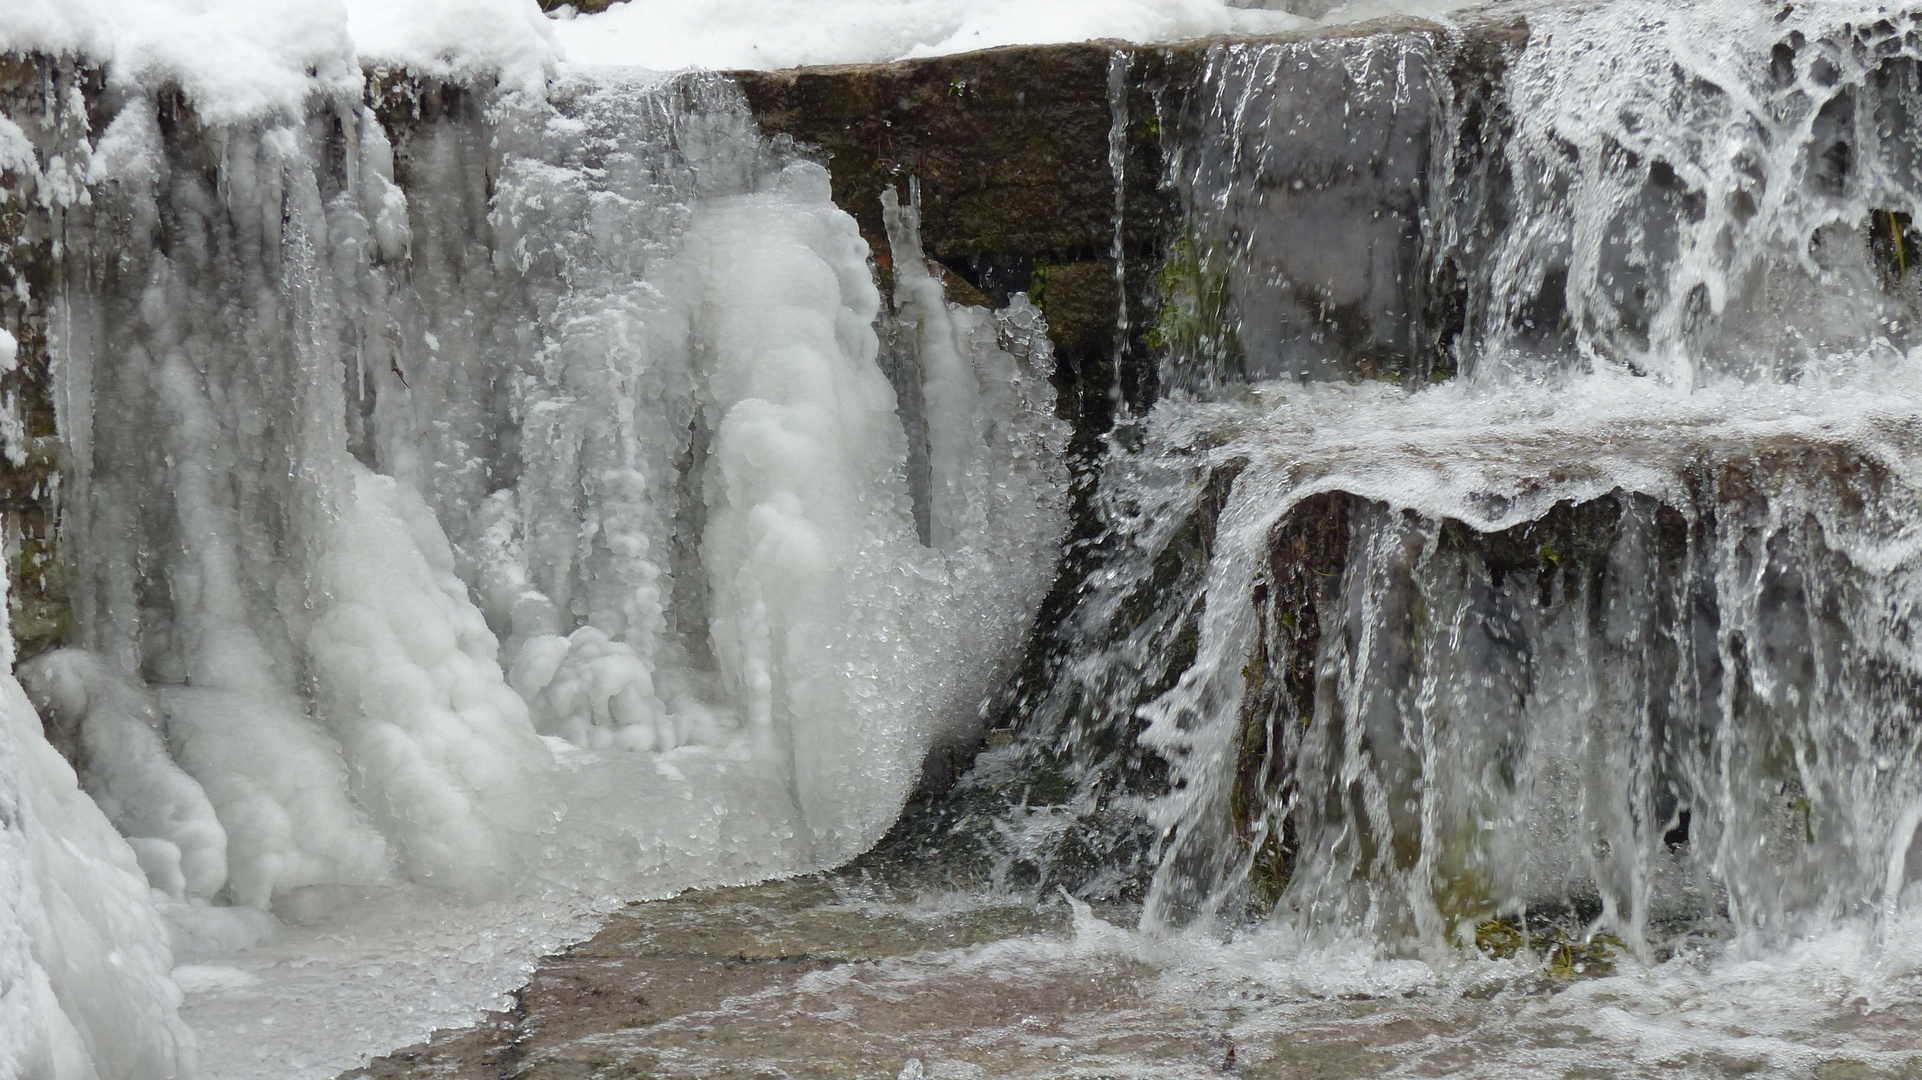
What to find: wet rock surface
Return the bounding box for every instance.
[732,15,1531,433]
[338,853,1922,1079]
[339,864,1137,1080]
[1224,440,1916,927]
[0,55,100,661]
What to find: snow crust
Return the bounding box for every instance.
[0,0,1479,124]
[172,890,609,1079]
[0,0,552,122]
[550,0,1305,71]
[549,0,1474,71]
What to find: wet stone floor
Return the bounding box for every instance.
[334,858,1258,1080]
[339,861,1922,1080]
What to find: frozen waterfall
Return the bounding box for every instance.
[0,50,1066,1077]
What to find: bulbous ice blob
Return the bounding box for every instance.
[158,686,392,910]
[20,650,229,902]
[0,670,193,1080]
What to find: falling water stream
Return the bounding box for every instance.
[828,2,1922,1076]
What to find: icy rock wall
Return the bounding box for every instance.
[1145,3,1922,944]
[39,66,1065,898]
[1462,0,1922,383]
[1163,27,1453,389]
[0,45,1067,1070]
[0,58,195,1080]
[1160,1,1922,390]
[1116,384,1922,950]
[0,56,78,665]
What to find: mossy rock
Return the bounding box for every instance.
[1473,918,1526,960]
[0,54,100,664]
[1474,918,1623,979]
[1032,260,1121,359]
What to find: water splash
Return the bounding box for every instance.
[972,1,1922,973]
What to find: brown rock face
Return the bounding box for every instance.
[734,41,1182,441]
[0,56,103,663]
[728,18,1532,435]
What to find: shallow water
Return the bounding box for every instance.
[345,839,1922,1080]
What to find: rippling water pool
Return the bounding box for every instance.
[345,844,1922,1080]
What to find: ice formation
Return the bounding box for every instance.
[0,577,194,1078]
[0,0,1078,1068]
[56,56,1053,899]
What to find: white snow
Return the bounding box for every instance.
[345,0,557,93]
[0,0,1483,124]
[549,0,1314,71]
[0,0,552,122]
[549,0,1482,72]
[0,0,357,124]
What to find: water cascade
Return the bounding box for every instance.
[962,0,1922,969]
